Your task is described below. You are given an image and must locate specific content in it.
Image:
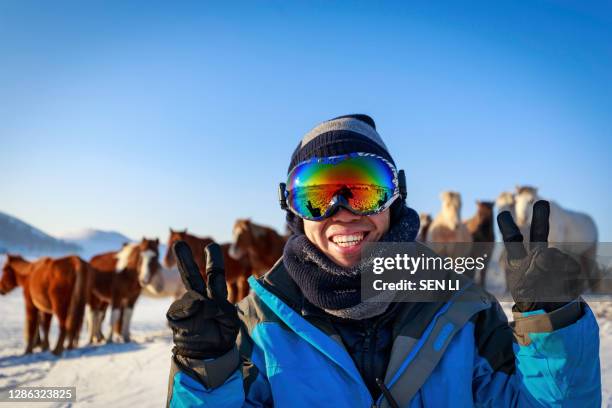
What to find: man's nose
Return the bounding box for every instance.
[330,208,361,222]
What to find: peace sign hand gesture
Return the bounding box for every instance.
[497,200,584,312]
[166,241,240,359]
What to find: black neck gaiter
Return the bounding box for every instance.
[283,205,420,320]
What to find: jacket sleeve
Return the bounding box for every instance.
[166,324,273,407]
[472,300,601,407]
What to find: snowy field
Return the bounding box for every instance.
[0,271,611,407]
[0,290,174,407]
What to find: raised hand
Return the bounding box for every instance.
[166,241,240,359]
[497,200,583,312]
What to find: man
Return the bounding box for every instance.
[166,115,601,407]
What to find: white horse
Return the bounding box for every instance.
[496,191,530,237]
[495,192,515,217]
[514,186,600,291]
[139,251,185,300]
[514,186,597,244]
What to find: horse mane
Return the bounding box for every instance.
[173,229,213,243]
[3,255,33,277]
[476,201,494,219]
[496,192,514,207]
[115,243,138,272]
[516,185,538,195]
[246,219,285,242]
[234,219,250,232]
[249,222,268,239]
[6,254,25,262]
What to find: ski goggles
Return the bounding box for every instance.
[279,153,406,221]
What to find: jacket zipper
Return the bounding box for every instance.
[362,326,372,373]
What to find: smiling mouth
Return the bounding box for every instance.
[330,232,368,248]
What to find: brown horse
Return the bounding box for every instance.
[464,201,495,285]
[164,228,214,272]
[417,213,432,242]
[88,238,160,343]
[0,254,90,356]
[229,219,287,277]
[165,229,252,303]
[426,191,473,259]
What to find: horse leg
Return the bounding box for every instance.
[67,263,88,350]
[86,304,96,344]
[86,295,105,344]
[107,293,122,344]
[67,323,79,350]
[236,276,249,303]
[24,297,39,354]
[105,274,124,344]
[32,311,44,350]
[50,288,71,356]
[121,296,139,343]
[39,312,52,351]
[96,303,108,342]
[114,307,124,339]
[86,267,106,344]
[107,307,121,344]
[581,244,600,293]
[226,281,237,304]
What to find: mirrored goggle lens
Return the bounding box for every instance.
[286,154,398,219]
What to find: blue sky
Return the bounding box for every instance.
[1,1,611,244]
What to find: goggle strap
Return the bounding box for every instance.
[278,183,288,210]
[398,169,407,200]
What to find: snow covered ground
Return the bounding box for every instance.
[0,281,611,406]
[0,289,174,407]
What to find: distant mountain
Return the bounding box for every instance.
[61,229,169,261]
[0,211,167,262]
[0,211,81,257]
[58,228,133,259]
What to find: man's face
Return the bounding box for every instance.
[303,208,391,267]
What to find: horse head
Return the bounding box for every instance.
[419,213,432,227]
[476,201,494,218]
[496,192,515,215]
[138,237,160,286]
[0,254,24,294]
[439,191,463,228]
[229,219,256,260]
[164,228,187,268]
[440,191,462,212]
[514,186,539,227]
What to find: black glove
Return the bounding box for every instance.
[497,200,584,312]
[166,241,240,359]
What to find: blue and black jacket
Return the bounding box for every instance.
[167,258,601,407]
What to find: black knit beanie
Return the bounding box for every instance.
[285,114,404,233]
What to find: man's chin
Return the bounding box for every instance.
[327,243,365,267]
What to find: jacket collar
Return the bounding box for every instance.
[250,258,448,375]
[258,247,450,338]
[250,253,484,407]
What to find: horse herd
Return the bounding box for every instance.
[420,185,599,289]
[0,219,287,356]
[0,185,600,356]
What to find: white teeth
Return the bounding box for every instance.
[331,233,365,247]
